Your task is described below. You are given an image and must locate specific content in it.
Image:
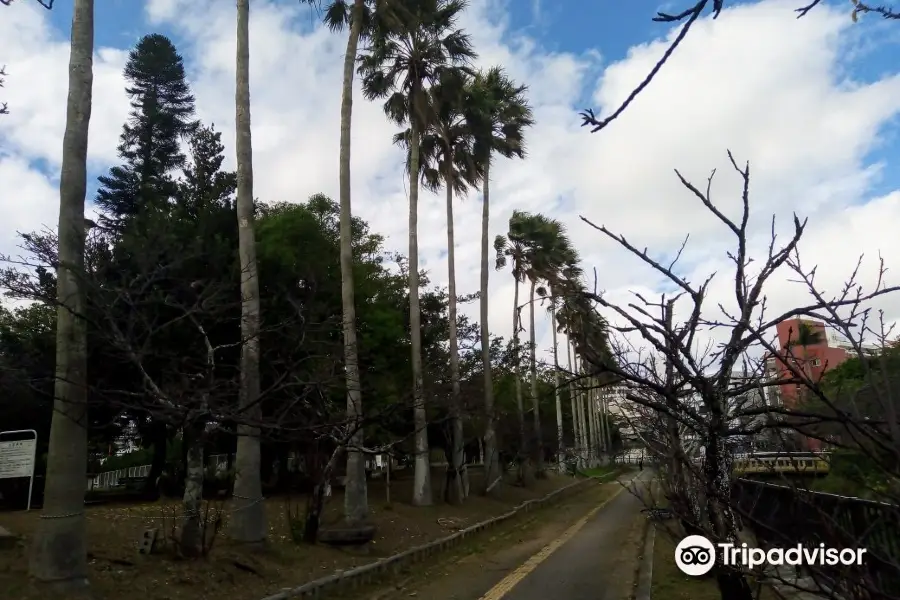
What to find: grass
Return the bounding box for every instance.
[0,468,581,600]
[652,526,781,600]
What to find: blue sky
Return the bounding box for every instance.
[4,0,900,352]
[36,0,900,201]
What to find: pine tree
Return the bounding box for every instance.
[96,33,197,222]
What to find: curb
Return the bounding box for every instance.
[634,521,656,600]
[260,471,621,600]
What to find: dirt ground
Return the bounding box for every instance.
[0,467,584,600]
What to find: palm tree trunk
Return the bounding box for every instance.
[528,280,544,474]
[586,375,597,465]
[445,171,465,504]
[513,277,526,462]
[232,0,266,545]
[551,303,564,473]
[480,162,500,494]
[575,353,588,468]
[28,0,93,587]
[339,0,368,526]
[408,115,432,506]
[566,333,578,465]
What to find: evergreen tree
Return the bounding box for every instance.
[96,33,197,223]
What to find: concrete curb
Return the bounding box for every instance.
[260,472,620,600]
[635,521,656,600]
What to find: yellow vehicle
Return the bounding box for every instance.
[732,452,829,476]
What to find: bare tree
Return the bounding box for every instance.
[0,66,9,115]
[560,151,900,600]
[578,0,897,136]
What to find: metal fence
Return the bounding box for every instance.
[733,478,900,599]
[86,464,151,491]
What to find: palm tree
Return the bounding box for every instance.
[547,263,582,472]
[395,68,482,504]
[358,0,475,506]
[494,222,530,473]
[467,67,533,491]
[519,216,578,474]
[28,0,94,587]
[231,0,266,546]
[323,0,375,526]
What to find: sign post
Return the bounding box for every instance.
[0,430,38,511]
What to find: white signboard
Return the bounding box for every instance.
[0,439,36,479]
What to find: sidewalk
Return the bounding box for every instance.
[361,471,651,600]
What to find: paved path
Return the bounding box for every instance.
[479,470,654,600]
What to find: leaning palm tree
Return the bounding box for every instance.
[467,67,533,492]
[322,0,377,527]
[494,223,530,476]
[546,263,583,472]
[358,0,476,507]
[231,0,266,546]
[29,0,94,587]
[395,68,482,504]
[518,214,577,475]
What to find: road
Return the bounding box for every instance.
[480,469,654,600]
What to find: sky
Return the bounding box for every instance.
[2,0,900,368]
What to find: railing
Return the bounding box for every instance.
[733,479,900,599]
[86,464,151,491]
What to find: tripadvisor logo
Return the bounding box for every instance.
[675,535,867,576]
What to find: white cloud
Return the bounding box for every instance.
[1,0,899,373]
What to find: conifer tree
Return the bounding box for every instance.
[96,33,197,223]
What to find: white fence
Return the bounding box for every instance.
[86,464,151,491]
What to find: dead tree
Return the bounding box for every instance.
[559,151,899,600]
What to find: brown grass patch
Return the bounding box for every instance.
[0,467,581,600]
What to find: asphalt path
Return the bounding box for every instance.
[483,469,654,600]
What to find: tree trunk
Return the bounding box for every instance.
[551,304,564,473]
[28,1,93,589]
[445,172,465,505]
[339,0,368,527]
[180,425,205,558]
[143,421,167,500]
[512,277,527,462]
[480,163,500,494]
[304,446,344,543]
[231,0,266,545]
[566,333,578,465]
[408,113,432,506]
[528,280,544,474]
[575,354,588,468]
[586,376,597,465]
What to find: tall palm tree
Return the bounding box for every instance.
[396,68,482,504]
[29,0,94,587]
[467,67,533,491]
[494,222,529,472]
[547,263,582,472]
[358,0,475,506]
[323,0,375,526]
[520,216,578,474]
[231,0,265,545]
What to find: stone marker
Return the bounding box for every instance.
[138,527,159,555]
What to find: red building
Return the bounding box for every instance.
[764,318,851,450]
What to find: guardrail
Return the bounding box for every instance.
[733,478,900,599]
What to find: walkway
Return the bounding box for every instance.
[479,469,654,600]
